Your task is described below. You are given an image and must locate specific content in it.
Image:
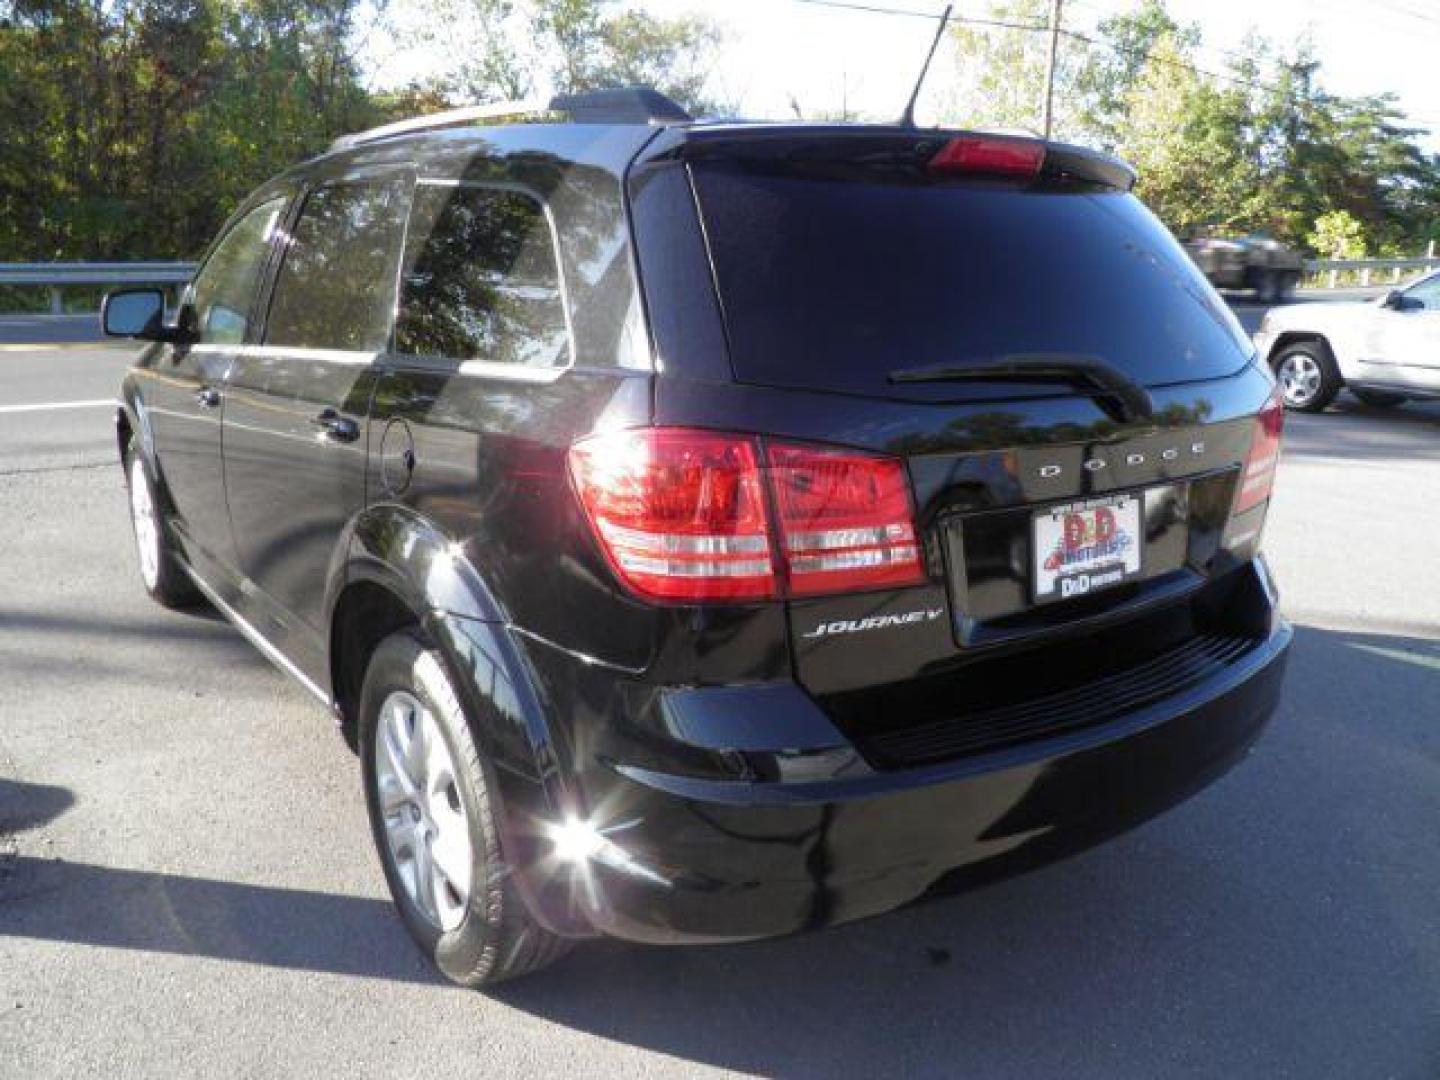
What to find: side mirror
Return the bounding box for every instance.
[1379,289,1407,311]
[101,288,169,339]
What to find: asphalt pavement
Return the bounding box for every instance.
[1,307,1437,1078]
[0,313,114,346]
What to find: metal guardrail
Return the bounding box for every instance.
[0,261,195,314]
[0,255,1437,314]
[1303,257,1440,289]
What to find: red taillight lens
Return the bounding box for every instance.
[568,429,776,601]
[767,444,924,596]
[1234,389,1284,513]
[929,135,1045,179]
[568,429,925,603]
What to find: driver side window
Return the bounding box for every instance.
[187,199,286,344]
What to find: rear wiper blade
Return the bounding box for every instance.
[887,353,1154,422]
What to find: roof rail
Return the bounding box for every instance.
[328,86,692,153]
[328,100,555,153]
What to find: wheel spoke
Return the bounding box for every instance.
[405,703,431,788]
[377,771,411,816]
[130,460,160,588]
[412,827,438,921]
[422,720,454,807]
[379,712,419,801]
[1278,354,1321,406]
[429,807,473,894]
[373,688,474,932]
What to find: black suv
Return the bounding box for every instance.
[104,87,1290,986]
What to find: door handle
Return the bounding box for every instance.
[310,407,360,443]
[195,386,221,409]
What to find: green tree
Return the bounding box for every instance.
[934,0,1082,137]
[1114,35,1260,238]
[1071,0,1198,150]
[0,0,386,260]
[1308,209,1367,259]
[390,0,727,117]
[931,0,1440,252]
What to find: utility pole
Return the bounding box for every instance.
[1041,0,1063,138]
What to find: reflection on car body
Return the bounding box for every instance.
[103,87,1291,987]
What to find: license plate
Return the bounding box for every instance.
[1032,493,1142,603]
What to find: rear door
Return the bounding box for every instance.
[650,131,1277,749]
[222,170,410,678]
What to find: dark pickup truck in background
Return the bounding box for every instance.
[1185,234,1304,302]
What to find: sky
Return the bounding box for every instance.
[628,0,1440,141]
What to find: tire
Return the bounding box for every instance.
[359,630,571,987]
[1253,269,1280,304]
[123,438,201,608]
[1351,388,1408,408]
[1272,340,1341,413]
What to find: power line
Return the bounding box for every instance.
[1368,0,1440,28]
[1062,26,1283,95]
[1270,0,1440,40]
[788,0,1283,95]
[788,0,947,20]
[786,0,1440,118]
[788,0,1049,33]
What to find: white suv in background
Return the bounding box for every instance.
[1254,271,1440,411]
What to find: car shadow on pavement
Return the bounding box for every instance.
[0,778,74,835]
[1283,397,1440,465]
[0,604,277,687]
[0,853,439,985]
[490,623,1440,1078]
[0,775,438,985]
[0,606,230,644]
[1,625,1435,1075]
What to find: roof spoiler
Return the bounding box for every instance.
[651,126,1136,191]
[328,86,692,153]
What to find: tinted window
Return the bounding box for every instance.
[691,165,1254,397]
[265,181,407,352]
[1403,274,1440,309]
[396,184,569,367]
[189,199,284,345]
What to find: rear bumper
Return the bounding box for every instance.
[536,616,1291,944]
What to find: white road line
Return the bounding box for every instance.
[0,399,114,415]
[0,343,131,351]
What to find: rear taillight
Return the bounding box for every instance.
[568,429,925,603]
[1234,389,1284,514]
[567,429,775,601]
[767,444,923,596]
[928,135,1045,179]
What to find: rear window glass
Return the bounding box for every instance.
[691,165,1252,396]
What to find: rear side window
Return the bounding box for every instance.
[265,181,408,352]
[396,184,570,367]
[189,198,284,345]
[690,164,1253,397]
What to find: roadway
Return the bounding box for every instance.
[0,313,115,346]
[1,309,1437,1077]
